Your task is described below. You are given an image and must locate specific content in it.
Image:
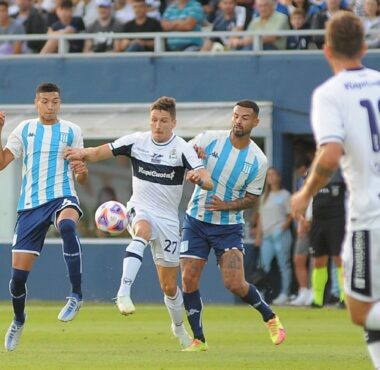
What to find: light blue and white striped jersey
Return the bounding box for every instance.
[187,130,267,225]
[5,118,83,211]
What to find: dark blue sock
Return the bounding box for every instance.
[241,284,275,322]
[183,290,205,342]
[59,219,82,299]
[10,268,29,324]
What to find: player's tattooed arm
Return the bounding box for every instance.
[206,193,257,211]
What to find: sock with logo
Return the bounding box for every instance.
[183,290,205,342]
[241,284,275,322]
[117,237,148,297]
[59,219,82,299]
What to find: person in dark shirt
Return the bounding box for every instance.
[120,0,162,52]
[12,0,47,53]
[309,169,346,308]
[40,0,85,53]
[287,8,310,50]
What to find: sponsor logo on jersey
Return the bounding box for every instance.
[138,166,175,180]
[211,151,219,159]
[151,153,163,164]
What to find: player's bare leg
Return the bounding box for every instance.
[156,264,192,349]
[220,249,285,345]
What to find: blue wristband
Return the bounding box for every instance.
[198,179,204,187]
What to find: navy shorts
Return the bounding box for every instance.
[12,197,82,256]
[180,214,244,263]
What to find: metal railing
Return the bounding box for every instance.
[0,29,378,57]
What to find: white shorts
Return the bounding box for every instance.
[126,204,180,267]
[342,228,380,302]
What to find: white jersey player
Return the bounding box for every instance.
[291,12,380,369]
[64,96,213,350]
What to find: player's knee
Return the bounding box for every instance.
[58,219,77,238]
[181,270,199,292]
[160,282,177,297]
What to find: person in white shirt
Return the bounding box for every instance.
[291,12,380,369]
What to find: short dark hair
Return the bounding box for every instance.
[326,11,364,59]
[0,1,9,8]
[235,100,260,116]
[36,82,61,95]
[150,96,176,119]
[58,0,73,9]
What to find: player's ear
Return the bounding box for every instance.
[360,42,368,58]
[323,44,332,60]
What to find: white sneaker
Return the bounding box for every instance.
[290,288,309,306]
[305,289,314,306]
[272,293,288,305]
[116,295,135,315]
[171,323,192,349]
[5,318,25,352]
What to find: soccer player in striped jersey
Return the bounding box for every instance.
[180,100,286,351]
[64,96,213,349]
[291,12,380,368]
[0,83,88,352]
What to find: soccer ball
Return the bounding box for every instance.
[95,201,128,235]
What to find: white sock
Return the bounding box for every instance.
[164,287,185,330]
[366,302,380,330]
[368,341,380,369]
[117,238,147,297]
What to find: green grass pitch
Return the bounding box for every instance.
[0,302,372,370]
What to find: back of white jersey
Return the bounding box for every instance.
[5,118,83,211]
[187,130,267,225]
[110,132,203,220]
[311,67,380,230]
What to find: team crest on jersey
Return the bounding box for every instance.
[242,162,252,174]
[60,132,69,144]
[151,153,163,164]
[169,148,177,161]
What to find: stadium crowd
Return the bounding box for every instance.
[0,0,379,54]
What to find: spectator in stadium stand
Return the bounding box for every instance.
[161,0,204,51]
[310,0,348,49]
[0,0,25,54]
[350,0,365,16]
[201,0,246,51]
[72,0,98,28]
[291,0,316,26]
[286,8,311,49]
[12,0,47,53]
[361,0,380,48]
[120,0,162,52]
[83,0,125,52]
[229,0,290,50]
[40,0,85,53]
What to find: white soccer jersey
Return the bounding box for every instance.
[311,67,380,231]
[5,118,83,211]
[187,130,267,225]
[110,132,203,220]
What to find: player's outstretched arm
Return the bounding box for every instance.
[186,168,213,190]
[205,192,257,211]
[64,144,113,163]
[0,112,15,171]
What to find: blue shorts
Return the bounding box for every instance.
[180,214,244,263]
[12,197,82,256]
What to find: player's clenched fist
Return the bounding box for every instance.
[64,147,86,161]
